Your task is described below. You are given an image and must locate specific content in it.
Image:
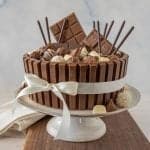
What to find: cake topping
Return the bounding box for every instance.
[82,56,99,63]
[80,47,88,58]
[70,48,81,57]
[99,56,110,62]
[89,51,99,58]
[50,13,86,47]
[93,105,107,114]
[105,20,114,39]
[110,20,126,54]
[56,47,70,56]
[30,51,41,59]
[43,49,56,61]
[67,56,80,63]
[64,54,72,61]
[116,87,132,108]
[103,22,108,38]
[51,55,65,62]
[27,12,134,64]
[106,99,119,112]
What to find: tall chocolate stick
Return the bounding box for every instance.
[45,16,51,43]
[97,20,101,54]
[113,26,134,54]
[110,20,126,53]
[93,21,96,30]
[105,20,114,39]
[58,18,67,43]
[103,23,108,38]
[37,20,47,45]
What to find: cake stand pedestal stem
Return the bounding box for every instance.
[46,116,106,142]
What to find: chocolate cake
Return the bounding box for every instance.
[23,13,134,110]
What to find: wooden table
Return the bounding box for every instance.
[24,111,150,150]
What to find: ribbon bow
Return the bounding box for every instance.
[16,74,78,139]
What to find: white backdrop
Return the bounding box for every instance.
[0,0,149,94]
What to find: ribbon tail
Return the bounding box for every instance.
[51,85,70,140]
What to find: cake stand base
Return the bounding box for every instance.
[46,116,106,142]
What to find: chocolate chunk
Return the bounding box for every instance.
[67,56,80,63]
[30,51,41,59]
[50,13,86,47]
[70,48,81,57]
[43,49,56,61]
[82,29,114,55]
[82,56,99,63]
[82,29,101,49]
[100,39,112,55]
[106,99,119,112]
[56,47,70,56]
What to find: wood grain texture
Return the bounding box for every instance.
[24,111,150,150]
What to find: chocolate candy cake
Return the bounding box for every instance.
[23,13,134,110]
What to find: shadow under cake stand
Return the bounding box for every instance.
[17,85,140,142]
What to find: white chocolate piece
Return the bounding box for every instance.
[116,89,132,108]
[64,54,72,61]
[93,105,107,114]
[89,51,99,57]
[51,55,65,63]
[99,56,110,62]
[80,47,88,58]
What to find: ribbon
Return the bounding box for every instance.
[16,74,78,139]
[14,73,126,140]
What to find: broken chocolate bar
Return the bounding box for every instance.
[50,13,86,48]
[82,29,113,55]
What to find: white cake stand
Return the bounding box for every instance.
[17,85,140,142]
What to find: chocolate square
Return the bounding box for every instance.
[50,13,86,47]
[82,29,113,55]
[82,29,100,48]
[101,39,112,55]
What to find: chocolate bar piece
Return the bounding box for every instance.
[50,13,86,48]
[82,29,100,48]
[101,39,113,55]
[82,29,113,55]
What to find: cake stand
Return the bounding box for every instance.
[17,85,140,142]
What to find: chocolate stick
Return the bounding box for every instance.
[103,22,108,38]
[58,18,67,43]
[113,26,134,54]
[110,20,126,53]
[37,20,47,45]
[93,21,96,30]
[97,20,101,54]
[45,16,51,43]
[105,20,114,39]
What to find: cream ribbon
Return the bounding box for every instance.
[16,74,78,139]
[8,73,126,139]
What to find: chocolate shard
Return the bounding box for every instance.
[50,12,86,48]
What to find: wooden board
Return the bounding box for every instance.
[24,111,150,150]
